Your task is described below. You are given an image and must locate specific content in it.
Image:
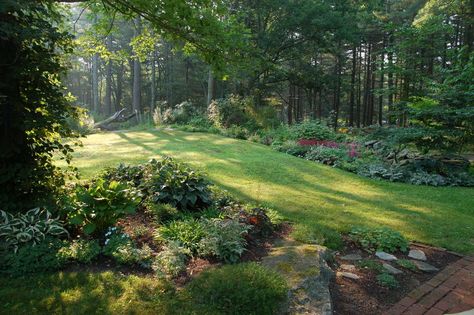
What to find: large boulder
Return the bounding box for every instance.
[261,239,334,315]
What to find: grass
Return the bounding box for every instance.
[57,129,474,254]
[0,263,287,315]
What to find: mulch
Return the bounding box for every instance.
[329,239,462,315]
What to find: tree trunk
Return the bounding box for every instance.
[349,46,356,127]
[132,17,142,119]
[104,36,113,116]
[207,68,215,105]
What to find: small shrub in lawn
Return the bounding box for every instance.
[0,237,68,276]
[152,241,190,278]
[142,157,212,211]
[185,262,288,315]
[223,125,250,140]
[356,259,383,272]
[58,239,101,263]
[156,219,206,254]
[197,218,251,263]
[70,179,141,235]
[0,208,69,253]
[396,259,417,271]
[376,273,399,289]
[349,226,409,253]
[144,201,179,222]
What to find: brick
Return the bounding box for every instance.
[426,277,443,287]
[418,286,451,308]
[463,256,474,262]
[424,307,444,315]
[385,305,407,315]
[403,304,426,315]
[398,296,416,308]
[431,271,451,282]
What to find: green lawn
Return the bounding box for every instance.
[58,129,474,253]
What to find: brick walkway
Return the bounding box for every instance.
[387,256,474,315]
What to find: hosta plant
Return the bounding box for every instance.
[69,179,141,235]
[0,208,69,252]
[142,157,212,211]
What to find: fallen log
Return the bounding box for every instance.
[94,109,137,130]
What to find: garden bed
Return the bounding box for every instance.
[329,236,462,315]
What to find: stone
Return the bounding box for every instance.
[340,264,356,271]
[336,272,360,280]
[398,149,410,159]
[408,249,427,261]
[364,140,378,147]
[412,260,439,272]
[383,263,403,275]
[376,251,398,261]
[340,254,362,261]
[262,239,333,315]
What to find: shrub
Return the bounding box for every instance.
[0,208,69,252]
[103,229,153,267]
[197,218,250,263]
[274,140,310,157]
[144,201,179,222]
[408,171,447,186]
[65,107,95,136]
[290,120,337,141]
[185,262,288,315]
[349,226,409,253]
[223,125,250,140]
[156,219,206,253]
[142,157,212,211]
[376,273,399,289]
[58,239,101,263]
[356,164,405,182]
[210,186,237,208]
[162,101,202,125]
[304,146,349,166]
[0,237,67,276]
[69,179,141,235]
[152,241,190,278]
[100,163,145,187]
[208,95,253,129]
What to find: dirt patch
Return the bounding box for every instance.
[329,238,461,315]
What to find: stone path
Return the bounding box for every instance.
[387,256,474,315]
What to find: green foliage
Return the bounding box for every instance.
[65,107,95,136]
[152,241,190,278]
[223,125,251,140]
[0,208,68,253]
[162,101,203,125]
[103,230,153,267]
[376,273,399,289]
[349,226,409,253]
[100,163,145,187]
[184,262,288,315]
[356,164,406,182]
[70,179,141,235]
[208,95,255,129]
[396,259,417,271]
[197,219,251,263]
[156,219,206,253]
[0,237,67,276]
[291,224,343,250]
[356,259,383,272]
[274,140,310,157]
[304,146,349,166]
[144,201,179,222]
[290,120,338,141]
[210,186,237,208]
[58,239,101,264]
[142,157,212,211]
[0,1,78,211]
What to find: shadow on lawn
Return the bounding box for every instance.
[110,131,474,252]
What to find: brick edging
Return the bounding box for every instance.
[385,257,474,315]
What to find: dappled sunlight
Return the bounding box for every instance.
[61,130,474,253]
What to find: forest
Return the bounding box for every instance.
[0,0,473,314]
